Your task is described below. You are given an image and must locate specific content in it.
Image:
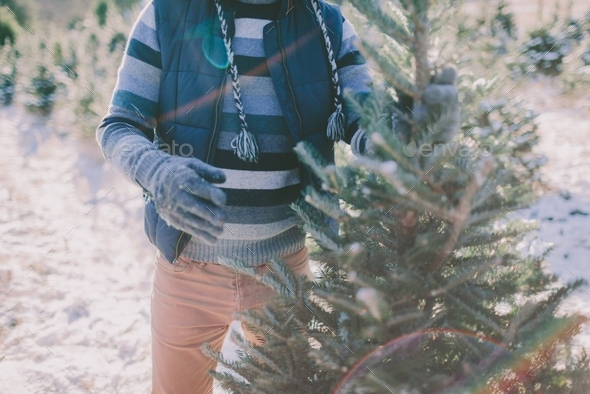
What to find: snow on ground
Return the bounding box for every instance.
[0,105,154,393]
[0,104,241,394]
[0,78,589,393]
[519,79,590,351]
[463,0,589,32]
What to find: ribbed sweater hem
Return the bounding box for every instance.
[180,225,306,265]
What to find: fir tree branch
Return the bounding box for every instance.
[236,309,291,343]
[354,184,451,222]
[304,186,347,220]
[207,370,250,393]
[429,157,496,270]
[364,134,447,194]
[384,310,427,329]
[230,331,284,373]
[303,223,343,252]
[456,224,524,248]
[293,142,329,183]
[347,0,414,47]
[429,257,501,297]
[406,0,432,97]
[517,280,586,337]
[358,40,420,100]
[444,293,504,336]
[313,289,370,317]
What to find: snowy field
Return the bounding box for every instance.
[0,105,154,393]
[0,102,244,393]
[519,79,590,350]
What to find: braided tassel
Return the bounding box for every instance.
[311,0,346,142]
[231,129,259,163]
[213,0,260,162]
[327,103,345,141]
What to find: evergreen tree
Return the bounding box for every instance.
[206,0,590,392]
[0,0,29,27]
[0,47,17,105]
[94,1,109,27]
[0,6,18,46]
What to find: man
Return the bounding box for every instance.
[96,0,458,392]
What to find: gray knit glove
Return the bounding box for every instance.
[352,67,459,156]
[145,155,227,244]
[411,66,460,144]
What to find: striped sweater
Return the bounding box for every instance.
[97,0,372,265]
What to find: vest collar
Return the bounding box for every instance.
[218,0,295,20]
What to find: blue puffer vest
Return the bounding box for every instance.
[146,0,344,263]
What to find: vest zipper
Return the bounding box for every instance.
[175,75,225,261]
[206,78,226,163]
[173,232,186,263]
[276,20,303,139]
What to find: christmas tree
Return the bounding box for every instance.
[206,0,590,392]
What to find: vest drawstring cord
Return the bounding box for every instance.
[327,103,345,142]
[214,0,260,162]
[231,128,259,163]
[214,0,345,157]
[310,0,346,142]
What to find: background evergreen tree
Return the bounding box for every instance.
[0,0,29,27]
[0,47,17,105]
[94,1,109,28]
[205,0,590,392]
[0,6,18,46]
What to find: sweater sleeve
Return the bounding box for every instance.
[96,2,166,189]
[336,18,372,151]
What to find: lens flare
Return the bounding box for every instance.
[202,36,229,69]
[332,318,585,394]
[333,329,508,394]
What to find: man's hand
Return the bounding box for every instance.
[147,156,227,244]
[412,66,460,144]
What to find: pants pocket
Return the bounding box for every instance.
[155,251,192,275]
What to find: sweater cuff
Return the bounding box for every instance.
[98,120,169,191]
[350,128,368,156]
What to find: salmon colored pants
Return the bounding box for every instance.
[151,247,311,394]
